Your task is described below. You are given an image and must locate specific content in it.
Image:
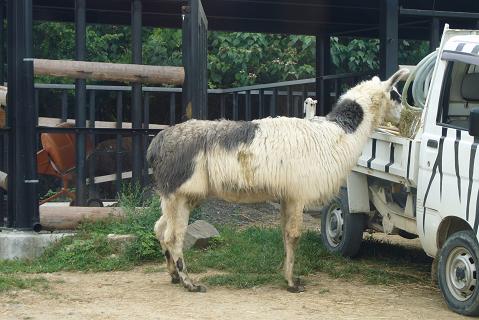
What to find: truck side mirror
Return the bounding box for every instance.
[469,108,479,137]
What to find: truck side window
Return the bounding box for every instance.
[438,61,479,130]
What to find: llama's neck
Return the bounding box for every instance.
[304,104,316,120]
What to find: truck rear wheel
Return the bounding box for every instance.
[320,189,365,257]
[438,230,479,316]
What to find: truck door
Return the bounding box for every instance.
[418,47,479,256]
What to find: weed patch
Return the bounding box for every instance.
[0,274,48,292]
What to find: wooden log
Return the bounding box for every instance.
[33,58,185,85]
[39,206,126,231]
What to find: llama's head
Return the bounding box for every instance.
[303,97,318,120]
[349,68,409,127]
[328,69,409,132]
[371,68,409,125]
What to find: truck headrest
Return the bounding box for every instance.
[461,73,479,101]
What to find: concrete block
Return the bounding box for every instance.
[107,234,138,252]
[183,220,219,250]
[0,230,72,260]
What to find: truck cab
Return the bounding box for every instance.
[320,26,479,316]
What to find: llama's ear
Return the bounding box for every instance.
[384,68,410,89]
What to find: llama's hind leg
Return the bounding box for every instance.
[154,214,180,284]
[280,200,304,293]
[163,195,206,292]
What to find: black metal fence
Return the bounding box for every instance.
[0,0,209,230]
[0,0,373,231]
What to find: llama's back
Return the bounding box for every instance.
[206,117,364,204]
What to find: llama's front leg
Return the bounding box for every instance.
[154,214,180,284]
[163,196,206,293]
[280,200,304,293]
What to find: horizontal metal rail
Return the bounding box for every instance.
[33,70,370,95]
[399,7,479,19]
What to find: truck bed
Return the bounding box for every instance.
[354,131,420,186]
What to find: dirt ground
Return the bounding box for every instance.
[0,266,467,320]
[0,200,470,319]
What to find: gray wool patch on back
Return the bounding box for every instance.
[326,99,364,134]
[208,121,258,150]
[147,120,258,196]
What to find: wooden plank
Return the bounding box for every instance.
[0,86,6,106]
[86,168,153,184]
[0,170,6,190]
[33,58,184,85]
[38,117,169,130]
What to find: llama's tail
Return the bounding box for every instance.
[146,130,165,167]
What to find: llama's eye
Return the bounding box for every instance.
[390,89,401,103]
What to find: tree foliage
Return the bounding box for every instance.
[32,22,429,88]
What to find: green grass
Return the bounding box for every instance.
[185,227,431,288]
[0,274,48,292]
[0,184,164,275]
[0,184,432,290]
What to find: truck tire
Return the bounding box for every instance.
[438,230,479,316]
[320,188,365,258]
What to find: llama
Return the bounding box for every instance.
[147,69,409,293]
[303,97,318,120]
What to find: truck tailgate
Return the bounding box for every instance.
[354,131,420,186]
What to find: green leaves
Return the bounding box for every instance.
[32,22,429,88]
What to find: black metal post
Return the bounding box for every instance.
[74,0,87,206]
[0,0,4,84]
[270,88,277,117]
[0,0,5,226]
[245,91,251,121]
[220,94,225,119]
[430,18,440,51]
[61,91,68,121]
[233,93,238,120]
[88,90,96,201]
[182,0,208,120]
[287,86,293,117]
[115,92,123,196]
[131,0,143,186]
[7,0,38,229]
[380,0,399,79]
[169,93,176,125]
[6,0,13,226]
[316,34,331,115]
[258,89,264,118]
[142,92,149,183]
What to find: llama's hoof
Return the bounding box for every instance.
[171,272,181,284]
[189,285,207,293]
[288,278,304,293]
[287,285,305,293]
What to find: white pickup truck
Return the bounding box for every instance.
[320,26,479,316]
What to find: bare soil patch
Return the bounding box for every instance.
[1,265,466,320]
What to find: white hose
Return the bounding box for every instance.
[401,50,438,111]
